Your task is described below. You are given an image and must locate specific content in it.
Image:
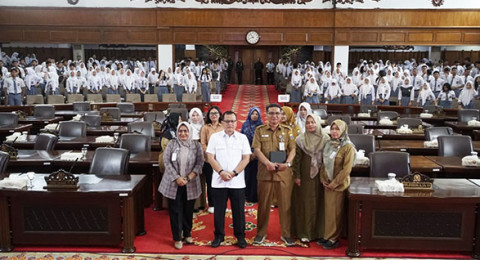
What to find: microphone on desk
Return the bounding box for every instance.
[68,157,80,174]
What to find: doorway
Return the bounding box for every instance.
[229,46,281,85]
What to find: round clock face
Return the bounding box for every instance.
[246,31,260,45]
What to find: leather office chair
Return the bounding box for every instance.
[168,103,187,109]
[312,109,328,119]
[127,122,155,138]
[349,134,376,156]
[377,111,399,121]
[347,124,364,134]
[34,133,58,151]
[72,102,91,112]
[117,102,135,113]
[0,151,9,177]
[327,115,351,125]
[0,112,18,128]
[458,109,480,123]
[425,127,454,141]
[397,118,423,128]
[144,112,165,123]
[438,135,473,157]
[168,108,189,121]
[89,147,130,176]
[162,94,177,102]
[58,121,87,138]
[99,107,121,120]
[83,115,102,127]
[423,105,439,114]
[369,151,411,178]
[34,105,55,119]
[359,105,378,113]
[119,133,152,153]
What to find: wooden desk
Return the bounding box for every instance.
[368,129,425,140]
[445,121,480,137]
[18,116,63,135]
[0,174,146,253]
[101,117,142,126]
[426,156,480,178]
[0,124,33,142]
[5,135,161,151]
[347,177,480,258]
[352,155,442,177]
[475,130,480,141]
[55,110,99,120]
[379,140,480,155]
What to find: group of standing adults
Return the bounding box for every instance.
[158,101,356,250]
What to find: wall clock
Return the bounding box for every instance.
[246,31,260,45]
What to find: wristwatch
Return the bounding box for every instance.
[287,162,292,167]
[233,170,238,177]
[185,175,191,182]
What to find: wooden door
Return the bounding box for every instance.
[229,46,280,85]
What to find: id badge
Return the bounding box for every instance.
[171,152,177,162]
[329,151,337,160]
[279,142,285,151]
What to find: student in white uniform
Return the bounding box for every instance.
[448,67,465,96]
[185,72,198,95]
[3,67,25,105]
[65,70,80,95]
[436,83,456,109]
[173,67,185,102]
[200,68,211,102]
[24,67,42,96]
[410,68,424,99]
[429,70,445,97]
[416,83,436,108]
[398,78,413,107]
[341,77,358,104]
[136,71,149,101]
[147,68,159,94]
[375,77,391,106]
[358,78,375,105]
[290,69,302,103]
[123,69,136,96]
[324,79,342,104]
[106,69,119,95]
[457,81,476,109]
[304,77,321,104]
[87,70,101,95]
[45,71,59,95]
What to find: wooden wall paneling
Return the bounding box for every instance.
[435,32,462,43]
[464,33,480,43]
[0,29,24,42]
[173,31,197,44]
[308,32,334,44]
[128,30,158,44]
[23,30,50,42]
[381,32,406,43]
[350,32,378,44]
[197,32,222,43]
[407,32,434,43]
[50,31,78,42]
[77,31,102,43]
[442,51,480,63]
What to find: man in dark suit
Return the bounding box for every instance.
[236,58,244,85]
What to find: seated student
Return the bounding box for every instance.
[416,83,436,108]
[458,81,476,109]
[436,83,456,109]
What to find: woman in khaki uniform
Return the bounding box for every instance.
[291,114,329,243]
[318,119,356,249]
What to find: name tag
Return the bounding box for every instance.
[279,142,285,151]
[262,134,269,138]
[171,152,177,162]
[329,151,337,160]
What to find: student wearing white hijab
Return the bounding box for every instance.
[173,67,185,102]
[76,70,87,95]
[398,78,413,107]
[123,69,136,95]
[290,69,303,103]
[65,70,80,95]
[375,77,391,106]
[304,77,321,104]
[416,83,436,108]
[390,71,402,103]
[324,79,342,104]
[188,107,204,141]
[296,102,312,133]
[320,71,333,102]
[358,78,375,105]
[184,72,198,94]
[341,77,358,104]
[45,71,59,95]
[458,81,476,109]
[24,67,42,95]
[87,70,101,94]
[106,69,119,94]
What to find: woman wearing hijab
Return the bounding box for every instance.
[106,69,119,94]
[291,114,329,243]
[458,81,477,109]
[398,77,413,107]
[185,72,198,94]
[390,71,402,104]
[318,119,355,250]
[188,107,204,141]
[45,71,59,95]
[375,77,391,105]
[123,69,136,96]
[200,106,224,213]
[173,67,185,102]
[159,122,204,250]
[296,102,312,133]
[324,79,342,104]
[416,83,436,108]
[282,106,302,140]
[358,78,375,105]
[241,107,264,203]
[304,77,321,104]
[65,70,79,95]
[290,69,303,103]
[341,77,358,104]
[25,67,42,96]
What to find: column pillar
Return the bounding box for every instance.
[333,45,350,74]
[157,44,174,72]
[72,44,85,61]
[429,46,442,63]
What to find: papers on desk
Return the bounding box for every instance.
[396,125,413,134]
[5,132,27,142]
[467,120,480,127]
[60,152,83,161]
[44,123,59,130]
[0,174,28,189]
[379,118,393,126]
[95,135,114,143]
[462,154,480,167]
[424,140,438,148]
[78,174,103,184]
[72,114,82,121]
[357,113,370,118]
[419,113,433,118]
[354,150,370,165]
[375,178,405,192]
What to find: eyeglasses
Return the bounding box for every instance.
[267,112,281,116]
[210,112,219,115]
[223,120,237,124]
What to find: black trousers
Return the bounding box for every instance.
[267,72,274,85]
[167,186,195,242]
[203,162,215,207]
[237,72,243,84]
[244,159,258,203]
[212,187,246,240]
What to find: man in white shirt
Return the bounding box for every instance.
[447,67,465,96]
[206,111,251,249]
[410,68,424,99]
[3,67,25,106]
[429,70,445,97]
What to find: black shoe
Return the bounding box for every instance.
[280,236,295,247]
[322,240,339,250]
[316,238,328,246]
[253,235,266,245]
[211,237,224,248]
[237,238,247,248]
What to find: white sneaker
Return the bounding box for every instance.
[208,207,214,214]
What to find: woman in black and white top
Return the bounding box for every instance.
[200,68,211,102]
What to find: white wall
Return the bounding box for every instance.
[333,46,349,72]
[157,44,173,72]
